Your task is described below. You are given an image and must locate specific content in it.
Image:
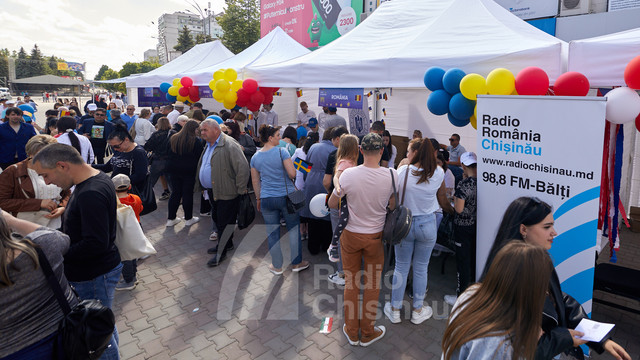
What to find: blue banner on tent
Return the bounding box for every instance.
[138,87,170,107]
[318,88,364,109]
[199,87,213,99]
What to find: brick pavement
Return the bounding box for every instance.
[114,189,640,359]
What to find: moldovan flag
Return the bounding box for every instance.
[319,317,333,334]
[294,158,312,173]
[296,89,303,97]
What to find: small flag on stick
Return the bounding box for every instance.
[294,158,313,173]
[319,317,333,334]
[296,89,303,97]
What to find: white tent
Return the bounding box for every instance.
[568,27,640,88]
[246,0,567,88]
[184,27,311,86]
[126,40,234,88]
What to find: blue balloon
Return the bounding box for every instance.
[166,93,177,102]
[424,67,445,91]
[18,104,35,123]
[449,93,476,120]
[447,112,470,127]
[159,82,172,93]
[442,68,466,94]
[232,105,241,111]
[427,90,451,116]
[206,115,223,124]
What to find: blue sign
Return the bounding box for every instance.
[318,88,363,109]
[199,87,213,99]
[137,87,170,107]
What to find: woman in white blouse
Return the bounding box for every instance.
[132,108,156,146]
[56,116,94,164]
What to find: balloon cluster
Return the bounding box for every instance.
[612,55,640,129]
[160,77,199,104]
[424,67,474,128]
[209,68,243,109]
[235,79,280,113]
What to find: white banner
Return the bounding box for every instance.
[476,95,606,314]
[493,0,558,20]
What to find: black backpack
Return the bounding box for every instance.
[36,246,115,360]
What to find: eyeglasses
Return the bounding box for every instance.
[449,138,456,142]
[126,108,135,111]
[95,113,106,116]
[111,140,125,150]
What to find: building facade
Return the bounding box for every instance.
[156,11,224,64]
[143,49,159,63]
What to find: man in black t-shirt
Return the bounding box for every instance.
[152,105,172,126]
[32,143,121,359]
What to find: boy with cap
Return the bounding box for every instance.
[328,133,397,347]
[112,174,143,290]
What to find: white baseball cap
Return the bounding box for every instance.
[461,152,477,166]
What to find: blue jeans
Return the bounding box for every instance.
[70,263,122,360]
[329,208,343,273]
[0,332,63,360]
[391,213,437,310]
[261,196,302,269]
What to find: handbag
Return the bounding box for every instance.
[128,156,157,216]
[115,201,157,260]
[437,211,456,251]
[35,244,115,360]
[278,147,305,214]
[382,168,412,246]
[237,193,256,229]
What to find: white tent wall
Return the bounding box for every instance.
[127,88,138,109]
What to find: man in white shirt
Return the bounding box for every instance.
[296,101,316,128]
[167,101,185,126]
[257,103,278,129]
[113,95,124,111]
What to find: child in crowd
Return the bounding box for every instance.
[113,174,143,291]
[327,134,359,262]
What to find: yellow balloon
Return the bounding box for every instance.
[224,68,238,82]
[511,88,519,95]
[177,94,188,102]
[168,86,179,96]
[470,114,477,129]
[213,89,225,102]
[172,78,180,86]
[224,91,238,103]
[460,74,487,100]
[209,79,217,91]
[486,68,515,95]
[474,104,477,119]
[216,79,230,92]
[223,100,236,110]
[213,70,225,81]
[231,80,243,92]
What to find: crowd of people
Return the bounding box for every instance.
[0,96,631,360]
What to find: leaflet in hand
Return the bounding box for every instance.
[574,319,614,342]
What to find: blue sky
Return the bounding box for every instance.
[0,0,226,79]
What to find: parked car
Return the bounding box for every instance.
[0,87,10,99]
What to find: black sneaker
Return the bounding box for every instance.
[159,190,171,201]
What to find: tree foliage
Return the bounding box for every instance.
[95,60,160,92]
[174,25,195,53]
[195,33,214,44]
[0,55,8,86]
[95,65,110,81]
[218,0,260,54]
[29,44,46,77]
[15,47,28,79]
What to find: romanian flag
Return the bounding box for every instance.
[248,113,254,120]
[355,94,362,101]
[367,91,373,96]
[296,89,303,97]
[377,94,382,100]
[294,158,312,173]
[274,91,282,96]
[383,93,388,100]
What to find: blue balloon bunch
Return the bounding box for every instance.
[424,67,474,127]
[159,82,177,102]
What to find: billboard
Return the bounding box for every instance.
[261,0,363,48]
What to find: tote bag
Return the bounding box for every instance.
[115,203,156,261]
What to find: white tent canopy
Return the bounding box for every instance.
[126,40,234,88]
[568,27,640,87]
[184,27,311,86]
[246,0,567,88]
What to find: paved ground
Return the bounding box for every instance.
[28,99,640,359]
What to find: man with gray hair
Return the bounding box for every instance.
[168,101,186,126]
[31,143,121,359]
[196,119,250,267]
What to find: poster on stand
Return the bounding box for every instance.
[348,95,370,137]
[476,95,606,314]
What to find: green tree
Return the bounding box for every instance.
[195,33,214,44]
[99,68,120,92]
[29,44,46,76]
[95,65,110,80]
[0,48,10,57]
[138,61,161,73]
[174,25,195,53]
[48,55,58,75]
[15,47,29,79]
[218,0,259,54]
[0,55,8,86]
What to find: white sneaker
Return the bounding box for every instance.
[328,271,345,286]
[444,295,458,306]
[410,306,433,324]
[383,302,401,324]
[359,325,385,347]
[184,217,200,226]
[209,232,218,241]
[166,218,181,227]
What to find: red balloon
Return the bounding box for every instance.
[190,94,200,103]
[625,55,640,90]
[259,87,273,95]
[243,79,259,93]
[515,67,549,96]
[263,92,274,105]
[236,97,247,107]
[181,77,193,87]
[189,86,199,99]
[272,87,280,93]
[247,102,260,112]
[237,89,250,102]
[178,87,190,97]
[554,72,590,96]
[636,112,640,132]
[251,91,265,105]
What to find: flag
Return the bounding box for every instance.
[319,317,333,334]
[367,91,373,96]
[274,91,282,96]
[294,158,312,173]
[57,62,68,70]
[67,62,85,71]
[383,93,388,100]
[296,89,303,97]
[382,108,386,116]
[355,94,362,101]
[378,94,382,100]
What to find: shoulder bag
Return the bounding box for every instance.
[35,244,115,360]
[237,193,256,229]
[129,155,157,216]
[278,147,305,213]
[382,168,412,246]
[115,200,157,260]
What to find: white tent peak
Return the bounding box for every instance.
[126,40,234,88]
[185,26,311,86]
[246,0,567,88]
